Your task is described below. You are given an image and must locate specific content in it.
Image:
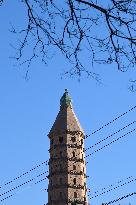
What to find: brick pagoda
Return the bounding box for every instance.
[47,89,89,205]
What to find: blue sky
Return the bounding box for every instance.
[0,1,136,205]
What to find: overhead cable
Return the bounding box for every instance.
[85,105,136,138]
[104,192,136,205]
[86,128,136,157]
[88,177,136,199]
[85,121,136,151]
[88,176,132,195]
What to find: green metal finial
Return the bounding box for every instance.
[60,89,72,107]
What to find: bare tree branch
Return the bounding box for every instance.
[0,0,4,6]
[3,0,136,78]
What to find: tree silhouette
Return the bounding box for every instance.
[1,0,136,79]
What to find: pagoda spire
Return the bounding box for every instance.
[48,89,84,136]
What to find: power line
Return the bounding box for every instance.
[86,128,136,157]
[1,123,135,193]
[47,123,135,172]
[88,177,136,199]
[85,105,136,138]
[1,121,135,192]
[0,106,135,203]
[0,106,136,189]
[105,192,136,205]
[0,171,48,200]
[0,176,49,203]
[40,177,136,205]
[0,135,136,202]
[0,160,48,189]
[34,177,47,185]
[41,121,136,164]
[1,106,135,193]
[85,121,136,151]
[88,176,133,195]
[1,193,14,203]
[4,125,134,202]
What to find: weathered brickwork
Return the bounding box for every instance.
[47,90,89,205]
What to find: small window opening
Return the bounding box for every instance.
[81,139,83,145]
[73,151,75,157]
[74,192,77,198]
[71,137,76,142]
[73,178,76,185]
[73,165,76,170]
[59,137,63,143]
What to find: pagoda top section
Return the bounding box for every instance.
[48,89,84,137]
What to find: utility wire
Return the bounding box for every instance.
[0,176,49,202]
[1,105,135,192]
[1,124,135,202]
[0,106,136,202]
[7,124,134,202]
[88,176,136,199]
[88,176,133,195]
[41,176,136,205]
[0,171,48,200]
[0,193,14,203]
[104,192,136,205]
[1,120,135,191]
[1,106,136,186]
[0,160,48,189]
[85,121,136,151]
[86,128,136,157]
[85,105,136,138]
